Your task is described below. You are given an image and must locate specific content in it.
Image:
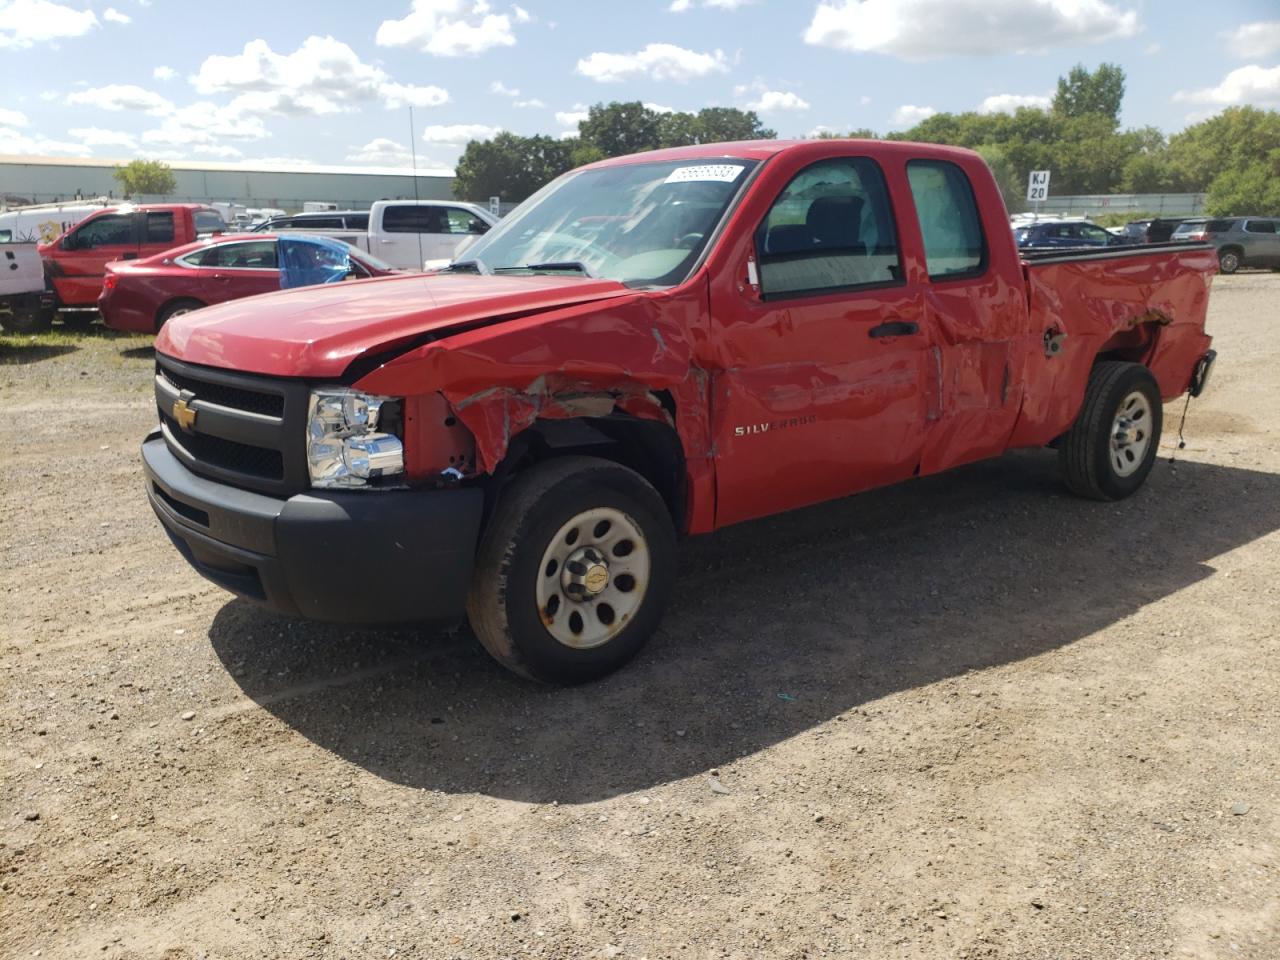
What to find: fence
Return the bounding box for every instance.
[1031,193,1207,218]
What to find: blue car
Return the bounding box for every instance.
[1015,219,1134,251]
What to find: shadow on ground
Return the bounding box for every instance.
[209,451,1280,803]
[0,341,78,364]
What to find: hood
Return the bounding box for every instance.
[156,272,633,378]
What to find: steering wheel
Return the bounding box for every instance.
[537,232,617,267]
[674,232,705,250]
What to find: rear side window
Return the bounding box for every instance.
[1244,220,1276,234]
[754,156,900,299]
[295,217,345,229]
[343,214,370,230]
[907,160,986,279]
[194,211,225,234]
[1205,219,1234,233]
[145,212,175,243]
[195,240,278,269]
[382,205,448,234]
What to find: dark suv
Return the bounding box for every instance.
[253,211,370,232]
[1120,218,1187,244]
[1171,217,1280,273]
[1014,219,1133,251]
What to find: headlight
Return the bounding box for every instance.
[306,388,404,488]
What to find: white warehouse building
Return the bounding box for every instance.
[0,155,458,213]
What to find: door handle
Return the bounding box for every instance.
[868,320,919,338]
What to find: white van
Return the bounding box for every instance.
[0,198,113,244]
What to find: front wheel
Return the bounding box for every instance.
[1059,361,1163,501]
[467,456,676,684]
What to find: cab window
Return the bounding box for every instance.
[68,214,134,249]
[906,160,986,279]
[382,205,448,234]
[754,156,900,299]
[446,208,490,235]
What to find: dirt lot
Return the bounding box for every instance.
[2,273,1278,960]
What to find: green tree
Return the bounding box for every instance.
[1053,63,1125,125]
[452,132,576,203]
[1205,153,1280,216]
[580,101,663,157]
[1165,106,1280,193]
[113,159,176,197]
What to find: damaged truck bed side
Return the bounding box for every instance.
[143,139,1218,684]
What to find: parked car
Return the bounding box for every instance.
[1170,216,1280,273]
[1120,218,1188,244]
[36,203,226,321]
[1014,218,1135,250]
[254,210,371,232]
[254,200,499,270]
[99,233,399,333]
[144,138,1217,684]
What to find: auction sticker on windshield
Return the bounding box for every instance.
[664,164,745,184]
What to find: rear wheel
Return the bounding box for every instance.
[467,456,676,684]
[1218,248,1241,274]
[156,298,205,330]
[1060,361,1163,501]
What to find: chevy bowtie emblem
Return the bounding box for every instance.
[172,396,198,432]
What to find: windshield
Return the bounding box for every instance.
[458,158,758,286]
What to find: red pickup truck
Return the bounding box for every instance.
[143,140,1217,684]
[38,203,224,318]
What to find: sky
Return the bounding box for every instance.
[1,0,1279,173]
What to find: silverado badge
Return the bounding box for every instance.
[172,397,198,432]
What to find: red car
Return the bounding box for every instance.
[99,233,399,333]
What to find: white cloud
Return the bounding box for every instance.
[1224,21,1280,60]
[644,102,676,114]
[140,100,270,147]
[153,65,176,81]
[1144,42,1160,55]
[748,90,811,112]
[1174,64,1280,108]
[490,80,520,97]
[576,43,729,83]
[347,137,413,164]
[102,7,130,23]
[512,4,531,22]
[978,92,1051,113]
[0,107,28,126]
[804,0,1140,59]
[376,0,520,56]
[514,98,545,108]
[0,0,98,48]
[890,104,936,127]
[555,107,588,128]
[421,123,501,146]
[191,144,244,159]
[192,36,449,115]
[670,0,753,10]
[0,126,91,156]
[68,126,138,149]
[65,84,173,115]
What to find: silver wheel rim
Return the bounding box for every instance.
[534,506,650,650]
[1221,253,1238,271]
[169,307,193,318]
[1110,390,1153,477]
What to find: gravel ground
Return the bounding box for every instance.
[1,274,1277,960]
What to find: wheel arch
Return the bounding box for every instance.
[155,296,205,332]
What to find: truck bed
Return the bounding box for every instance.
[1009,241,1217,448]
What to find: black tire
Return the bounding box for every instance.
[466,456,676,684]
[0,305,53,334]
[156,298,205,330]
[1060,361,1163,501]
[1218,248,1241,274]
